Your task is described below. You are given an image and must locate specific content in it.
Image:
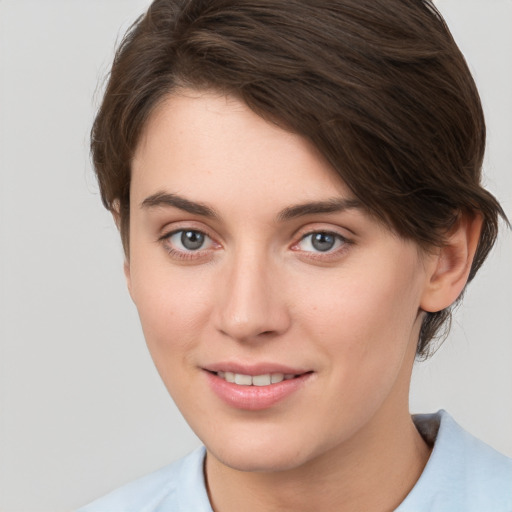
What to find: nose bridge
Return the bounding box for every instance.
[215,243,289,341]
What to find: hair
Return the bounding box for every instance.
[91,0,507,358]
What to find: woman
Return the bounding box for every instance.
[78,0,512,510]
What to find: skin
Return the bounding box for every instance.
[124,90,481,512]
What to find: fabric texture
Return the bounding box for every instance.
[77,410,512,512]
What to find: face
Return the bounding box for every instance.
[127,90,434,473]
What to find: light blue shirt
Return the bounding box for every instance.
[78,410,512,511]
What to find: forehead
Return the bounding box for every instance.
[131,90,353,214]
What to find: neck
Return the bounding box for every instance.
[205,405,431,512]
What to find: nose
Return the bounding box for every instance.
[213,249,291,343]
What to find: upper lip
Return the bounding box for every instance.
[203,361,311,376]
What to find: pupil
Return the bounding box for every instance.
[181,231,204,250]
[312,233,335,252]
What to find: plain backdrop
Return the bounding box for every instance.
[0,1,510,510]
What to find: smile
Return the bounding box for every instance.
[205,368,314,410]
[216,371,297,386]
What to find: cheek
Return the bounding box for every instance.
[128,259,213,370]
[295,260,423,372]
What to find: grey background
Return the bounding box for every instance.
[0,1,510,510]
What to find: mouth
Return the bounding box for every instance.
[203,366,314,410]
[212,371,300,386]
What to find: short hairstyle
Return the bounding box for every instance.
[91,0,507,358]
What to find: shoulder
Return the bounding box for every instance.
[397,410,512,512]
[76,446,212,512]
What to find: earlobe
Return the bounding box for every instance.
[124,259,134,298]
[111,201,121,231]
[420,213,483,313]
[111,206,133,298]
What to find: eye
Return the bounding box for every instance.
[296,232,346,253]
[165,229,214,252]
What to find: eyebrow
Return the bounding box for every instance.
[277,197,363,221]
[141,192,362,221]
[141,192,218,218]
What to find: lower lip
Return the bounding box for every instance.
[205,371,312,411]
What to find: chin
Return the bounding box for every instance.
[203,425,329,473]
[210,445,308,473]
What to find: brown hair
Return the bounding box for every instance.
[91,0,507,358]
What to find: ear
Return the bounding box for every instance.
[110,205,133,298]
[420,213,483,313]
[123,259,133,298]
[111,200,122,231]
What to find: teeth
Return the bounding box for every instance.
[217,372,293,386]
[253,374,272,386]
[234,373,253,385]
[271,373,284,383]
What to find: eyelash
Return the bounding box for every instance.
[292,231,351,260]
[159,229,218,261]
[158,228,352,262]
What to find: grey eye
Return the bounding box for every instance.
[297,232,344,253]
[168,230,210,251]
[311,233,336,252]
[181,230,205,250]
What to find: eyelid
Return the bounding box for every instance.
[157,220,219,243]
[289,226,353,260]
[158,224,222,261]
[166,229,214,249]
[295,231,346,248]
[156,221,353,262]
[292,223,352,243]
